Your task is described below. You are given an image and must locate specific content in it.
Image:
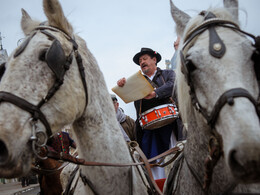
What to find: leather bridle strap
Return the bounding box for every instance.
[184,154,237,195]
[207,88,260,128]
[133,143,163,195]
[44,142,185,195]
[31,162,69,175]
[45,142,182,167]
[180,12,260,129]
[0,91,52,137]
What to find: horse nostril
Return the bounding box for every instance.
[0,139,8,165]
[229,150,244,173]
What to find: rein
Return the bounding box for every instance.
[43,141,185,195]
[31,161,69,175]
[180,11,260,194]
[43,141,184,167]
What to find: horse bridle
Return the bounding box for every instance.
[0,26,88,159]
[180,11,260,194]
[180,11,260,128]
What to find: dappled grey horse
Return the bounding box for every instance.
[0,0,152,194]
[165,0,260,194]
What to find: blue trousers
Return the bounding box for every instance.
[141,123,173,159]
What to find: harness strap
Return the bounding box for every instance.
[45,142,182,167]
[31,162,69,175]
[41,142,184,195]
[43,142,184,195]
[208,88,260,128]
[75,52,88,107]
[80,169,100,195]
[130,142,163,195]
[0,91,52,137]
[63,165,79,195]
[164,152,184,195]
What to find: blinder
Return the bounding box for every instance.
[252,36,260,82]
[45,39,66,81]
[0,62,6,81]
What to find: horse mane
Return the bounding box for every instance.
[175,7,239,128]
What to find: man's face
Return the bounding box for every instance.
[174,37,180,50]
[139,54,157,76]
[113,100,119,112]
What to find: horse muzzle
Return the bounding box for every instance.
[0,139,32,178]
[228,137,260,183]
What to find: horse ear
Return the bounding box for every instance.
[223,0,239,22]
[21,9,41,36]
[169,0,191,37]
[43,0,73,37]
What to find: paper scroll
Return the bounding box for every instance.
[112,70,154,103]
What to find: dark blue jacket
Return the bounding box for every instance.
[134,68,181,148]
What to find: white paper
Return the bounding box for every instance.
[112,70,154,103]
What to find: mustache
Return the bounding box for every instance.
[141,64,148,68]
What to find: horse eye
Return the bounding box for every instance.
[0,63,6,81]
[186,59,197,73]
[38,49,48,61]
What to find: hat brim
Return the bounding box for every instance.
[133,51,161,65]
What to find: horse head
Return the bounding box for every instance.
[0,0,87,178]
[171,0,260,184]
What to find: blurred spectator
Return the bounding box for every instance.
[111,94,136,142]
[47,131,76,154]
[170,37,180,71]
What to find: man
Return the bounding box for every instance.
[170,37,180,71]
[117,48,180,179]
[47,131,76,154]
[111,94,136,141]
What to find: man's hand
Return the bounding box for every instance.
[117,77,126,87]
[144,91,156,99]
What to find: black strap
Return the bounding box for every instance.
[63,165,79,195]
[208,88,260,128]
[0,91,52,137]
[164,152,184,195]
[80,169,100,195]
[75,53,88,107]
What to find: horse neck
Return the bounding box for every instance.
[71,45,132,162]
[72,91,132,160]
[184,112,211,176]
[182,110,237,193]
[68,41,147,194]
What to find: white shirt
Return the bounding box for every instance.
[145,69,157,81]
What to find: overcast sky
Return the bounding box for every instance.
[0,0,259,119]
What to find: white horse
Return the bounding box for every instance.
[164,0,260,194]
[0,0,150,194]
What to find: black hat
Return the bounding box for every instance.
[133,48,161,65]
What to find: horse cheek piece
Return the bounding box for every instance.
[252,36,260,81]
